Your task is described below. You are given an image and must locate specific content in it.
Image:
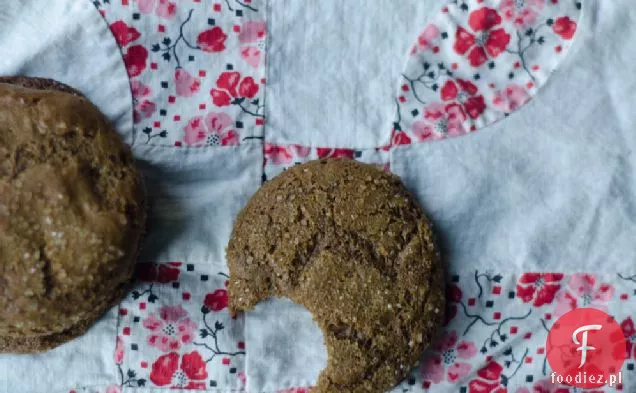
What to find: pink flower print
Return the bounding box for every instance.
[114,336,124,365]
[492,84,531,113]
[134,101,156,124]
[137,0,177,19]
[500,0,545,29]
[131,80,151,99]
[264,144,293,165]
[412,102,466,141]
[174,69,201,97]
[554,274,615,317]
[278,389,311,393]
[182,113,239,147]
[421,330,477,384]
[143,305,197,352]
[412,24,441,55]
[294,145,311,158]
[238,20,266,68]
[204,112,239,145]
[238,371,247,386]
[131,80,156,124]
[263,144,311,165]
[104,385,121,393]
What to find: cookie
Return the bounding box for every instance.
[227,159,445,393]
[0,77,146,353]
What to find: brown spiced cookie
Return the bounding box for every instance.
[0,77,146,353]
[227,159,445,393]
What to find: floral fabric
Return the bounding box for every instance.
[97,0,266,147]
[395,0,581,145]
[8,0,633,393]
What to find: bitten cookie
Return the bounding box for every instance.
[227,159,445,393]
[0,77,146,353]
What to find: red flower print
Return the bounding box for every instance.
[492,84,531,113]
[110,20,140,46]
[197,27,228,53]
[468,361,507,393]
[157,263,181,283]
[553,273,614,317]
[421,331,477,384]
[132,80,156,124]
[210,71,259,107]
[412,24,440,55]
[150,351,208,389]
[239,20,266,68]
[182,112,239,147]
[143,305,197,352]
[441,79,486,120]
[516,273,563,307]
[552,16,577,40]
[264,144,310,165]
[454,7,511,67]
[445,283,462,326]
[137,0,176,19]
[412,102,466,141]
[135,262,181,284]
[114,336,124,365]
[204,289,228,312]
[620,317,636,359]
[174,69,201,98]
[391,130,412,146]
[316,148,355,159]
[448,284,462,303]
[123,45,148,78]
[500,0,545,29]
[264,144,293,165]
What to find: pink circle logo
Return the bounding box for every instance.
[546,308,626,388]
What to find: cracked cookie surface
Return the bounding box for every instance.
[0,77,145,353]
[227,159,445,393]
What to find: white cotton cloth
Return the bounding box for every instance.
[391,0,636,275]
[0,308,120,393]
[264,0,445,149]
[133,144,264,266]
[0,0,133,144]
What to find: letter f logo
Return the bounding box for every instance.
[572,324,602,368]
